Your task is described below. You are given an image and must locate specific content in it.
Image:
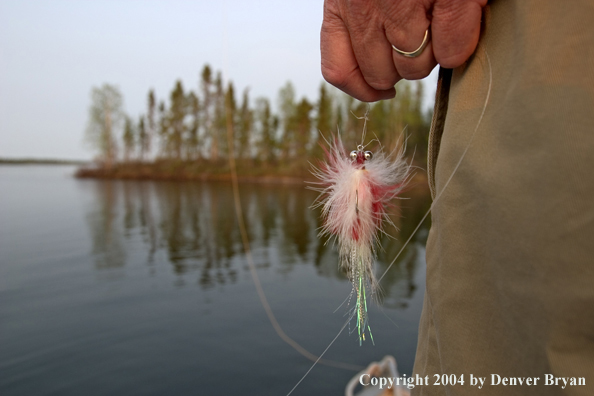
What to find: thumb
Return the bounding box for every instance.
[432,0,487,68]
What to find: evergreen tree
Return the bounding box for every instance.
[293,98,313,171]
[334,103,343,135]
[237,88,253,160]
[147,89,156,159]
[122,116,135,162]
[255,97,276,165]
[166,80,187,160]
[277,81,296,162]
[138,116,148,161]
[187,91,200,160]
[213,72,227,160]
[158,101,168,158]
[312,83,333,159]
[224,81,237,165]
[407,81,429,161]
[200,65,214,160]
[382,81,418,155]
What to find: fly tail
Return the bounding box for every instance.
[350,245,375,346]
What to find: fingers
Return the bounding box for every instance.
[432,0,487,68]
[342,0,401,91]
[321,0,436,102]
[321,1,396,102]
[383,4,437,80]
[320,0,487,102]
[344,0,435,84]
[392,40,438,80]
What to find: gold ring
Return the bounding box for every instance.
[392,29,430,58]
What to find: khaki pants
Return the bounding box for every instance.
[413,1,594,395]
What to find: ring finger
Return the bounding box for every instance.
[387,23,437,80]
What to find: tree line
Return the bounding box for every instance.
[85,64,432,175]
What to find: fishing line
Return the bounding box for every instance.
[285,317,352,396]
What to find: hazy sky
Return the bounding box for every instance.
[0,0,437,160]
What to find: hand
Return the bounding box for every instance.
[321,0,487,102]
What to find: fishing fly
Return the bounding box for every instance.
[288,49,492,396]
[310,125,412,345]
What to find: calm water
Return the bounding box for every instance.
[0,165,431,396]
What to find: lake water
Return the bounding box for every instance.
[0,165,431,396]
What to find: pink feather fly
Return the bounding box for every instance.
[310,136,411,344]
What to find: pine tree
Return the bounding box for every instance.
[213,73,227,160]
[293,98,313,171]
[138,116,148,161]
[255,97,276,165]
[168,80,187,160]
[187,91,200,160]
[213,72,227,161]
[147,89,156,159]
[201,65,214,160]
[407,81,429,161]
[312,83,333,159]
[237,88,253,161]
[278,81,296,162]
[122,116,135,162]
[334,103,343,135]
[158,101,168,158]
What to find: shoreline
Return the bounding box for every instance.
[74,162,312,185]
[0,158,89,166]
[74,163,429,188]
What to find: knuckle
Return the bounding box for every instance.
[321,63,350,90]
[321,65,388,103]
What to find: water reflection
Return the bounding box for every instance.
[87,182,126,270]
[85,179,431,304]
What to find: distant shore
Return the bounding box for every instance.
[0,158,89,165]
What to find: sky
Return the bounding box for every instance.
[0,0,437,161]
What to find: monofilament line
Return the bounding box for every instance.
[285,317,352,396]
